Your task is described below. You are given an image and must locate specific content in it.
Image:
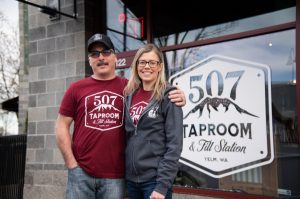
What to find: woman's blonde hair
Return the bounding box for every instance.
[124,43,166,101]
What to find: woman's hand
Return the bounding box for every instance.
[150,191,165,199]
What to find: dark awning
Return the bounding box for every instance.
[1,97,18,113]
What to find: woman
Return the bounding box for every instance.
[124,44,183,199]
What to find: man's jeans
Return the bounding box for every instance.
[66,166,125,199]
[126,179,172,199]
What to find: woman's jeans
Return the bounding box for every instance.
[66,166,125,199]
[126,179,172,199]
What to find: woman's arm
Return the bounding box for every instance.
[154,98,183,196]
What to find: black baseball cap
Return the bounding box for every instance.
[87,33,115,52]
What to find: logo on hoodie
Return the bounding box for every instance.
[148,106,159,119]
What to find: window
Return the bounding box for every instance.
[106,0,146,52]
[165,29,299,198]
[155,7,295,47]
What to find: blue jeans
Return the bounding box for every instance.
[126,180,172,199]
[66,166,125,199]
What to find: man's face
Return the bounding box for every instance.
[88,43,117,80]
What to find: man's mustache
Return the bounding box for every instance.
[96,61,108,66]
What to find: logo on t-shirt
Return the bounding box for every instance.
[130,101,148,125]
[85,91,124,131]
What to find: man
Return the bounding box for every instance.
[56,33,185,199]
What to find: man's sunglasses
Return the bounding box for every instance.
[88,49,114,58]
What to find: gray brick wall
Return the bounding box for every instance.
[20,0,86,198]
[18,1,29,135]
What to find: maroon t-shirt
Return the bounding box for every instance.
[129,88,152,125]
[59,76,128,178]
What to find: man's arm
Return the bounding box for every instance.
[55,114,78,169]
[168,86,186,107]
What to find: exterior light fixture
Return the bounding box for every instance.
[16,0,77,20]
[39,3,60,20]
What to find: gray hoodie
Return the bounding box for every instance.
[124,86,183,196]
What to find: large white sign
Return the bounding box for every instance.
[169,55,274,178]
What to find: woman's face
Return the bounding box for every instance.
[137,51,162,88]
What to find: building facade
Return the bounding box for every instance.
[17,0,299,199]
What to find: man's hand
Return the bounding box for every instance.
[168,87,186,107]
[150,191,165,199]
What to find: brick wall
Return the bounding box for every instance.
[20,0,86,198]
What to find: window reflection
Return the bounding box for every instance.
[106,0,146,52]
[167,29,299,198]
[155,7,295,47]
[115,68,131,79]
[165,30,296,84]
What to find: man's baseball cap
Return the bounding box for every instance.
[87,33,115,52]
